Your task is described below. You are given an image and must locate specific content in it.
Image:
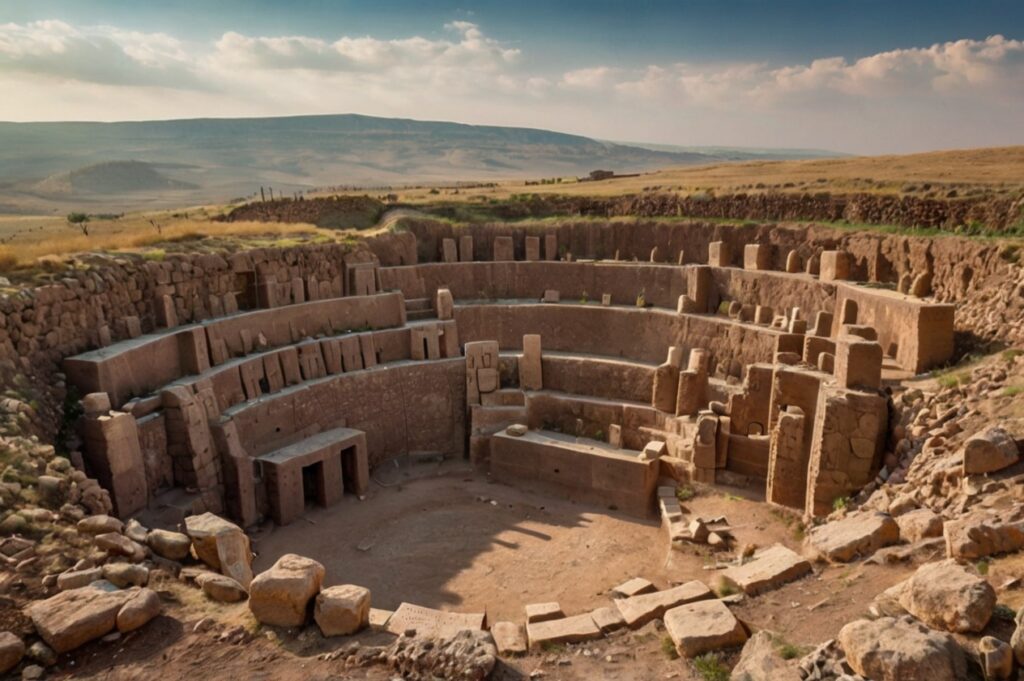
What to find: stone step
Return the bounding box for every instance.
[404,297,433,311]
[406,309,435,321]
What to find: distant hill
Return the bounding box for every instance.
[607,141,850,161]
[0,113,842,213]
[34,160,196,195]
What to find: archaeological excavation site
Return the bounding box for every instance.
[1,190,1024,681]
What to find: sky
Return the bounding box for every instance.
[1,0,1023,154]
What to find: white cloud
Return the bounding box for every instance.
[0,20,1021,153]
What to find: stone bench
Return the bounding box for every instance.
[257,427,369,525]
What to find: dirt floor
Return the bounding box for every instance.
[54,460,931,680]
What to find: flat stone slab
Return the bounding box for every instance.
[614,581,714,628]
[491,621,527,655]
[721,544,812,596]
[590,606,626,634]
[525,602,564,623]
[368,607,393,631]
[386,603,485,638]
[664,599,748,658]
[806,512,899,563]
[611,577,657,599]
[527,613,602,649]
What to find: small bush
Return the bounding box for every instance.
[832,496,850,512]
[777,642,804,660]
[66,212,90,224]
[976,559,990,575]
[1004,386,1024,397]
[676,485,696,502]
[661,636,679,660]
[692,653,729,681]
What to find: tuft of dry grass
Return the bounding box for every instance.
[0,215,327,271]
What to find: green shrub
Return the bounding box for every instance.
[661,636,679,660]
[692,653,729,681]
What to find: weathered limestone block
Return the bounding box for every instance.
[26,583,133,653]
[642,441,667,462]
[819,251,851,282]
[441,238,458,263]
[767,406,805,509]
[491,621,527,655]
[613,581,713,629]
[526,614,601,648]
[116,588,162,633]
[459,235,474,262]
[731,631,801,681]
[544,233,557,261]
[708,241,732,267]
[743,244,771,271]
[525,236,541,261]
[811,311,833,337]
[519,334,542,391]
[197,573,248,603]
[838,616,966,681]
[911,272,933,298]
[835,336,882,390]
[944,510,1024,560]
[525,602,564,623]
[896,508,944,543]
[78,411,148,518]
[686,265,711,312]
[465,340,499,406]
[0,632,24,675]
[385,603,485,638]
[805,512,899,562]
[493,236,514,262]
[664,599,747,658]
[542,289,559,303]
[720,544,812,596]
[77,514,123,535]
[58,568,103,591]
[249,554,326,627]
[785,251,801,274]
[184,513,253,588]
[590,606,627,634]
[436,288,454,321]
[315,584,371,636]
[102,563,149,588]
[962,427,1020,475]
[897,559,995,633]
[652,349,681,413]
[979,636,1014,680]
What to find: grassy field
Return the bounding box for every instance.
[380,146,1024,203]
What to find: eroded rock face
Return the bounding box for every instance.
[248,553,325,627]
[184,513,253,588]
[944,509,1024,560]
[895,508,944,543]
[664,599,747,658]
[962,427,1019,475]
[806,512,900,562]
[897,559,995,633]
[314,585,371,637]
[838,616,966,681]
[0,632,25,675]
[25,582,133,653]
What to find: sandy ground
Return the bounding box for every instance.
[55,461,936,680]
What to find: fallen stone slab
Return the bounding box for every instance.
[26,582,133,653]
[963,427,1019,475]
[526,613,602,649]
[490,621,527,655]
[664,599,747,658]
[77,515,124,536]
[248,553,325,627]
[614,580,714,628]
[720,544,812,596]
[185,513,253,588]
[315,584,371,637]
[368,607,393,631]
[898,559,995,633]
[805,512,899,562]
[611,577,656,599]
[838,616,966,681]
[525,602,564,623]
[57,567,103,591]
[589,606,626,634]
[731,630,802,681]
[386,603,486,639]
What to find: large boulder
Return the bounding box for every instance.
[730,631,801,681]
[806,512,900,562]
[248,554,325,627]
[898,559,995,633]
[838,616,966,681]
[25,582,133,653]
[944,509,1024,560]
[963,427,1019,475]
[0,632,24,675]
[314,584,371,636]
[184,513,253,588]
[116,588,162,632]
[147,529,191,562]
[663,599,747,658]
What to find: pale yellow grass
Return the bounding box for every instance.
[385,146,1024,204]
[0,214,325,268]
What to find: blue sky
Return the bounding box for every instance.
[1,1,1022,153]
